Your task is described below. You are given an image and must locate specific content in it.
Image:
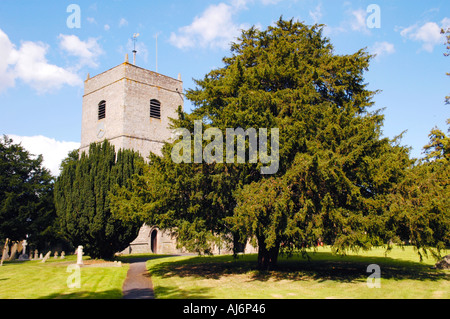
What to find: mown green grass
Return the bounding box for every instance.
[1,246,448,299]
[146,246,449,299]
[0,255,129,299]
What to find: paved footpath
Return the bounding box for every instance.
[122,259,155,299]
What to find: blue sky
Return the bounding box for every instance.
[0,0,449,175]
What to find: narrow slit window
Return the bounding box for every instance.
[150,99,161,119]
[98,100,106,120]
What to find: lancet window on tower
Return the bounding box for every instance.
[98,100,106,120]
[150,99,161,119]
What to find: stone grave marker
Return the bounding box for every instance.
[76,246,83,265]
[18,240,29,260]
[8,242,18,261]
[41,251,51,263]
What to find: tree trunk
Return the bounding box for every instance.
[257,237,280,270]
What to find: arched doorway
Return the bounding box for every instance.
[150,229,157,254]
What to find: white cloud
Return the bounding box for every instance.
[9,42,81,93]
[8,135,80,176]
[169,2,247,50]
[87,17,96,24]
[350,9,368,33]
[104,24,111,31]
[370,41,395,59]
[0,29,16,91]
[309,3,323,24]
[442,17,450,30]
[58,34,103,68]
[260,0,283,4]
[399,18,450,53]
[324,7,370,36]
[0,28,82,94]
[230,0,251,10]
[119,18,128,28]
[231,0,283,7]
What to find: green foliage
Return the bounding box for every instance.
[110,140,239,254]
[0,135,56,249]
[111,18,448,269]
[390,120,450,259]
[386,159,450,260]
[423,121,450,163]
[192,18,412,268]
[54,141,144,259]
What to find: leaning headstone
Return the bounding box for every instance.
[0,250,6,266]
[8,242,18,261]
[41,251,51,263]
[17,241,23,254]
[76,246,84,265]
[60,251,65,259]
[1,239,10,266]
[3,247,9,260]
[435,255,450,270]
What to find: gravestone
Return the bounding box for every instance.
[18,254,29,261]
[435,255,450,270]
[60,251,65,259]
[8,242,18,261]
[76,246,83,265]
[39,253,43,260]
[41,251,51,263]
[18,240,29,260]
[53,252,58,259]
[34,250,38,260]
[1,239,10,266]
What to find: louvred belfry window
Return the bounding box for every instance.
[150,99,161,119]
[98,100,106,120]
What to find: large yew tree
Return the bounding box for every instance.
[112,19,446,269]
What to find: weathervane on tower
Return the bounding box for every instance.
[132,33,139,65]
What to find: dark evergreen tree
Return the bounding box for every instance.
[112,19,446,269]
[0,135,56,250]
[54,141,144,259]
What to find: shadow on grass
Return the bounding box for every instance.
[116,254,176,264]
[39,289,123,299]
[148,252,449,284]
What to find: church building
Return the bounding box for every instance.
[80,54,185,254]
[79,54,256,255]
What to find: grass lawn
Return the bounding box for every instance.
[0,255,129,299]
[146,246,450,299]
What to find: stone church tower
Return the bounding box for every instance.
[80,55,184,254]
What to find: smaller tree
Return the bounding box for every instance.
[422,120,450,163]
[387,127,450,260]
[55,141,145,259]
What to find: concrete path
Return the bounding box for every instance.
[122,260,154,299]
